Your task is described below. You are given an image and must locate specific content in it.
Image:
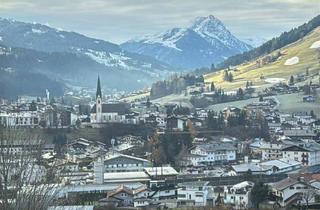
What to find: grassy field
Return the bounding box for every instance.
[276,93,320,115]
[120,92,150,102]
[204,27,320,91]
[208,92,320,116]
[152,93,193,108]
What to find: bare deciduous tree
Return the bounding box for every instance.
[0,126,60,210]
[301,187,317,210]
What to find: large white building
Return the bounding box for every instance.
[177,181,213,207]
[94,152,152,184]
[0,111,39,127]
[281,142,320,166]
[260,141,283,160]
[224,181,254,209]
[187,143,237,166]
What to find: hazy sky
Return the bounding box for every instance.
[0,0,319,44]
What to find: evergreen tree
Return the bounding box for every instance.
[303,84,311,95]
[251,182,270,209]
[223,70,229,81]
[210,64,216,71]
[210,82,215,92]
[310,110,316,118]
[246,81,250,89]
[237,88,244,99]
[146,97,151,108]
[259,95,264,102]
[228,72,234,82]
[289,75,295,85]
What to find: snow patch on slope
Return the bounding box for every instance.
[131,28,185,51]
[32,28,46,34]
[310,40,320,49]
[284,56,299,65]
[265,78,286,84]
[84,49,130,69]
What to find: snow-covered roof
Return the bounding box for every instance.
[260,159,301,170]
[104,171,150,181]
[144,166,178,176]
[48,206,94,210]
[232,181,254,190]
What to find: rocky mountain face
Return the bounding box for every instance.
[121,15,252,69]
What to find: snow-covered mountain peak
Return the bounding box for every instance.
[190,15,225,30]
[121,15,252,69]
[130,27,187,51]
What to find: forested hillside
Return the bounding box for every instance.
[219,14,320,68]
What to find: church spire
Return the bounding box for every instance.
[96,75,102,99]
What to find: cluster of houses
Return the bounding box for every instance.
[2,77,320,209]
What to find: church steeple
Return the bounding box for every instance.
[95,75,103,123]
[96,75,102,99]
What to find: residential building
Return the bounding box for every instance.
[232,159,301,175]
[282,142,320,166]
[188,142,237,166]
[271,177,316,207]
[260,141,283,160]
[224,181,254,209]
[177,181,213,207]
[0,111,40,127]
[94,153,151,184]
[103,185,151,207]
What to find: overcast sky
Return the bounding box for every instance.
[0,0,319,44]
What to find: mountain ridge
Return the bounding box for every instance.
[121,15,252,69]
[0,17,178,98]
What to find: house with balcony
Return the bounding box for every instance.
[223,181,254,209]
[282,142,320,166]
[177,181,214,207]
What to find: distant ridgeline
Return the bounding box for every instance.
[150,74,204,99]
[219,14,320,68]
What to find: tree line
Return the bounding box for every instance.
[150,74,204,99]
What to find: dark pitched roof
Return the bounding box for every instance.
[91,103,131,114]
[96,76,102,99]
[281,145,309,152]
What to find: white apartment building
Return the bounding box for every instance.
[177,181,213,207]
[188,143,237,166]
[260,141,283,160]
[0,111,40,127]
[282,142,320,166]
[224,181,254,209]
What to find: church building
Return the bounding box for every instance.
[90,76,133,126]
